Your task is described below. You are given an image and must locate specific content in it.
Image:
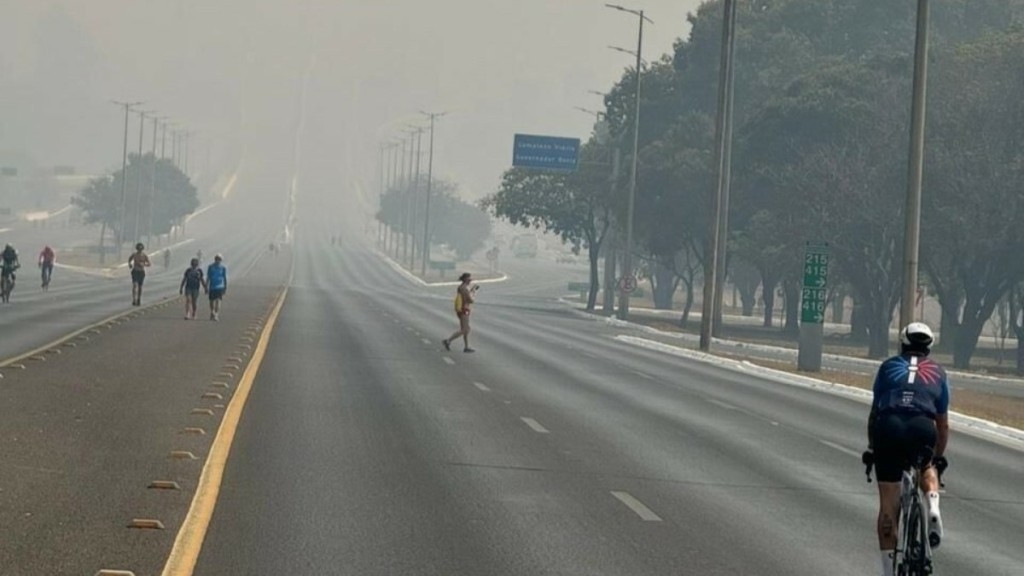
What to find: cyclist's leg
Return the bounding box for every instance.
[907,415,942,548]
[873,413,911,575]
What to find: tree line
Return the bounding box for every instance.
[485,0,1024,371]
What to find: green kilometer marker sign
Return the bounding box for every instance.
[801,244,830,324]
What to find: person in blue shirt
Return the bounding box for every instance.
[864,322,950,576]
[205,253,228,321]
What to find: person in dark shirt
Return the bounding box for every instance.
[179,258,206,320]
[864,322,950,576]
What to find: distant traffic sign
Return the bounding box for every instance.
[512,134,580,171]
[801,243,830,324]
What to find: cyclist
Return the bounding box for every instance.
[128,242,151,306]
[1,243,19,298]
[39,245,55,288]
[864,322,950,576]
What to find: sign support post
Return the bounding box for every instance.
[798,242,830,372]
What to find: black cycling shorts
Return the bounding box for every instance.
[873,412,937,482]
[131,269,145,286]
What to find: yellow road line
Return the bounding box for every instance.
[0,296,176,369]
[160,285,290,576]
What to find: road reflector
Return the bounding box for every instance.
[63,342,77,348]
[128,518,165,530]
[95,570,137,576]
[190,408,214,416]
[223,364,240,371]
[214,404,226,410]
[47,348,61,355]
[180,427,206,435]
[10,364,25,370]
[202,392,223,400]
[148,480,181,490]
[170,451,198,460]
[211,381,230,388]
[30,355,46,361]
[217,372,234,379]
[227,356,243,363]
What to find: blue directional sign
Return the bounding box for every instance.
[512,134,580,171]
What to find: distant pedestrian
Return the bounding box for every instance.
[206,253,228,321]
[179,258,205,320]
[128,242,151,306]
[443,272,479,353]
[164,249,171,269]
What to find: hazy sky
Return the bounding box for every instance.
[1,0,703,199]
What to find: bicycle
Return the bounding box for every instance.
[40,263,53,291]
[865,450,946,575]
[1,273,14,303]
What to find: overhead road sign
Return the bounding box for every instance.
[512,134,580,171]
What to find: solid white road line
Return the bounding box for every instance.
[442,357,455,365]
[819,439,861,458]
[632,370,654,381]
[473,382,491,392]
[520,417,550,434]
[610,491,663,522]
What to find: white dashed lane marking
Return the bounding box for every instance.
[421,338,431,345]
[819,439,861,458]
[520,417,550,434]
[442,357,455,365]
[706,398,739,411]
[611,491,663,522]
[473,382,491,392]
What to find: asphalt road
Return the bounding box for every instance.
[193,210,1024,575]
[0,168,284,363]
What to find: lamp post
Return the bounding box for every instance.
[112,100,142,259]
[900,0,932,328]
[420,110,446,276]
[606,3,651,320]
[699,0,738,351]
[133,109,153,246]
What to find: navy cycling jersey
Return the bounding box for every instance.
[872,353,950,418]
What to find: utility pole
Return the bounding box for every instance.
[699,0,738,351]
[412,128,424,268]
[134,109,151,245]
[606,4,652,321]
[148,116,159,245]
[901,0,932,328]
[112,100,142,260]
[420,111,446,276]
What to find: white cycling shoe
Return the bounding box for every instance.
[928,507,944,549]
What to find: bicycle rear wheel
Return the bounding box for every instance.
[903,501,932,575]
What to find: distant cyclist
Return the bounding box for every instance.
[1,243,20,301]
[128,242,151,306]
[864,322,950,576]
[39,245,55,289]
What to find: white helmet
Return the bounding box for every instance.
[899,322,934,349]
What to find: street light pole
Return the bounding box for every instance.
[699,0,738,351]
[606,4,651,320]
[901,0,932,328]
[148,115,160,245]
[420,111,446,276]
[112,100,142,260]
[133,109,151,246]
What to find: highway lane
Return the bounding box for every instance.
[492,255,1024,400]
[193,214,1024,575]
[0,168,285,363]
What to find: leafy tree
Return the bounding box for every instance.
[921,28,1024,367]
[482,143,616,310]
[378,179,491,262]
[73,153,198,250]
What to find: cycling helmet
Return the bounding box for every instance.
[899,322,934,350]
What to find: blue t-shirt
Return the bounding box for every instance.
[872,353,950,417]
[207,262,227,290]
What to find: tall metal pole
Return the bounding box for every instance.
[134,110,148,244]
[412,129,423,268]
[699,0,738,351]
[183,130,190,178]
[148,116,159,245]
[113,101,141,258]
[901,0,931,328]
[420,111,445,276]
[161,122,168,159]
[403,131,416,266]
[606,4,651,321]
